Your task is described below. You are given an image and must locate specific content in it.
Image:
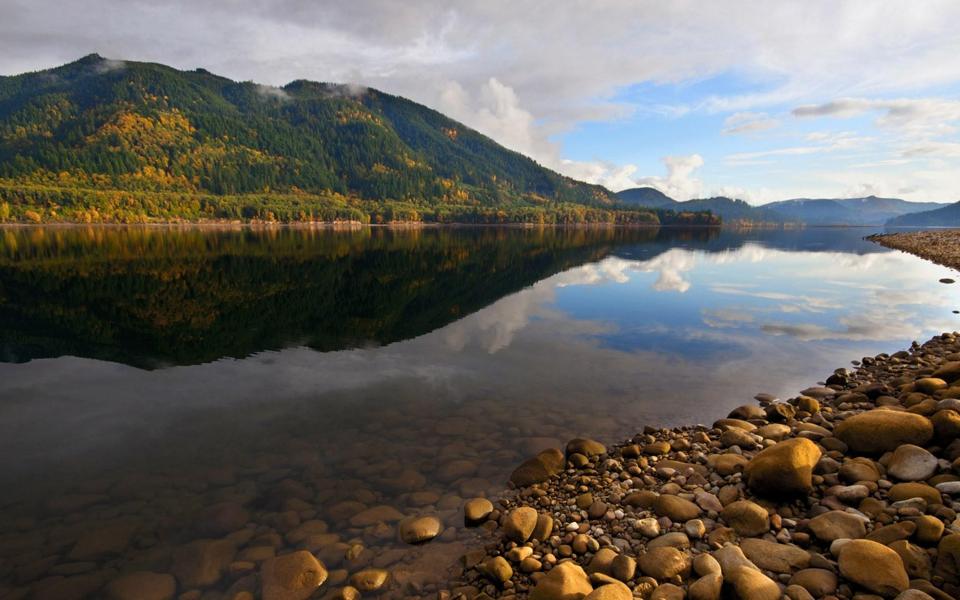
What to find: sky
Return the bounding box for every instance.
[2,0,960,204]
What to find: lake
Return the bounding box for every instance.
[0,225,957,597]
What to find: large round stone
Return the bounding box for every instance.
[638,547,691,580]
[834,410,933,454]
[503,507,538,543]
[808,510,867,542]
[789,568,837,597]
[398,515,441,544]
[745,438,821,496]
[567,438,607,457]
[887,444,938,481]
[740,538,810,573]
[935,534,960,584]
[726,565,781,600]
[720,500,769,537]
[464,498,494,524]
[350,569,390,593]
[838,539,909,597]
[654,495,702,522]
[583,581,632,600]
[888,482,942,505]
[529,561,593,600]
[260,551,328,600]
[510,448,565,486]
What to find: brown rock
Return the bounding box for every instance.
[740,538,810,573]
[889,540,932,580]
[567,438,607,457]
[511,448,565,486]
[745,438,822,497]
[707,454,749,476]
[398,515,441,544]
[638,547,691,580]
[654,495,702,522]
[866,521,916,545]
[789,568,837,597]
[350,569,390,592]
[482,556,513,584]
[721,500,769,537]
[834,410,933,454]
[915,378,948,394]
[888,482,941,505]
[935,533,960,584]
[533,512,555,541]
[464,498,494,524]
[840,457,882,483]
[503,507,538,543]
[610,555,636,582]
[838,539,909,597]
[914,515,945,544]
[688,572,722,600]
[529,561,593,600]
[808,510,867,542]
[726,565,781,600]
[932,409,960,441]
[583,581,632,600]
[261,551,328,600]
[587,548,618,576]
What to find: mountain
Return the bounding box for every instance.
[677,197,792,225]
[616,187,678,208]
[886,201,960,226]
[0,55,717,225]
[616,189,791,225]
[765,196,950,226]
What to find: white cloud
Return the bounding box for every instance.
[794,97,960,140]
[722,112,780,135]
[634,154,705,201]
[254,84,291,101]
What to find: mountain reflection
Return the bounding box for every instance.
[0,226,672,367]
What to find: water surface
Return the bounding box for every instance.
[0,225,957,597]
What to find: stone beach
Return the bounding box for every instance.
[868,232,960,273]
[451,332,960,600]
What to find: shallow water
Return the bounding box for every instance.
[0,225,957,597]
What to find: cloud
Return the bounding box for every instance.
[793,98,960,138]
[722,112,780,135]
[438,77,552,163]
[254,83,291,101]
[92,57,125,74]
[725,132,874,165]
[634,154,704,201]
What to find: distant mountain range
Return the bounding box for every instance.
[886,202,960,227]
[616,187,954,226]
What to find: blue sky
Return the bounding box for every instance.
[2,1,959,204]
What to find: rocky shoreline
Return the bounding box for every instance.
[445,332,960,600]
[868,232,960,273]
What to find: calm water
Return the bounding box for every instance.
[0,225,957,597]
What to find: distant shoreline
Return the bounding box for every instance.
[868,230,960,272]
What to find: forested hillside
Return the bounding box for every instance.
[0,55,717,226]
